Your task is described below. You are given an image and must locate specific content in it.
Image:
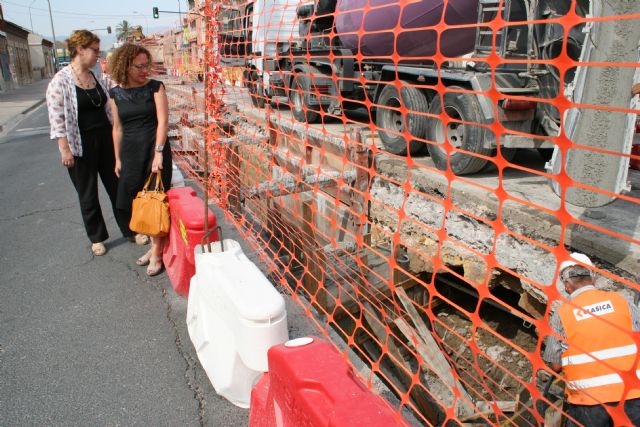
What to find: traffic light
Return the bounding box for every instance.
[107,26,112,34]
[152,7,159,19]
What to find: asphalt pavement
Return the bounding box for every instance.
[0,103,317,426]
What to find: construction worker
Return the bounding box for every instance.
[543,253,640,426]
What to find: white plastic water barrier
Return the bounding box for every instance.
[186,239,289,408]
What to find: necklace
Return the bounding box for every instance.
[70,64,102,107]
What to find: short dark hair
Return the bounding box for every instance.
[67,30,100,58]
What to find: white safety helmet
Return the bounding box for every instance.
[558,252,595,283]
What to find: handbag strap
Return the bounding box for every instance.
[154,171,165,192]
[142,171,165,193]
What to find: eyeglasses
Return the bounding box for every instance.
[87,47,100,55]
[132,63,151,70]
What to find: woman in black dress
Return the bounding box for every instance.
[108,44,172,276]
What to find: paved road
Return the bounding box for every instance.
[0,104,317,426]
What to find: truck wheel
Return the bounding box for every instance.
[426,87,491,175]
[248,71,266,109]
[376,81,429,156]
[290,74,321,123]
[498,147,517,163]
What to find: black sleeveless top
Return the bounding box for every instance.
[76,83,110,132]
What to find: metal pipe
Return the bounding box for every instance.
[202,0,210,252]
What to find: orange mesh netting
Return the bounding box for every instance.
[165,0,640,424]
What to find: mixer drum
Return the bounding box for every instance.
[334,0,479,59]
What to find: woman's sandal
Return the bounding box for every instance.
[136,250,152,266]
[147,257,163,277]
[128,234,150,245]
[91,242,107,256]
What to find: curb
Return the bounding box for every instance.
[22,98,46,116]
[0,98,46,139]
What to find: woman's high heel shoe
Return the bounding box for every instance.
[146,256,163,277]
[136,249,152,266]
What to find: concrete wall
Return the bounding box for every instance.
[28,34,44,80]
[6,32,31,86]
[42,45,54,77]
[0,34,12,92]
[27,35,54,81]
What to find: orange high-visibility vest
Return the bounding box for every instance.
[558,288,640,405]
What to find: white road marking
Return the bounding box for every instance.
[15,126,49,133]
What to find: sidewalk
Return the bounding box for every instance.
[0,78,50,136]
[0,101,321,425]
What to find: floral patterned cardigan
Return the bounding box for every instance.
[46,66,113,157]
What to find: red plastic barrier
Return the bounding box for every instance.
[163,187,218,295]
[248,337,408,427]
[631,144,640,171]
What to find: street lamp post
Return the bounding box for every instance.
[46,0,58,69]
[29,0,37,32]
[133,11,149,35]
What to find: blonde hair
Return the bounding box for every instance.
[67,30,100,58]
[108,44,152,85]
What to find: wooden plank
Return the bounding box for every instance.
[458,401,517,423]
[302,200,328,312]
[226,143,241,215]
[395,288,475,417]
[395,288,433,346]
[361,302,440,424]
[394,318,455,389]
[544,399,564,427]
[474,401,516,414]
[395,288,457,385]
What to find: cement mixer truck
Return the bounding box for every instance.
[221,0,639,191]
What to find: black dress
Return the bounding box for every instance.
[109,79,172,214]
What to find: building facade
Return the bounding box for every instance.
[28,34,55,80]
[1,20,32,86]
[184,0,206,80]
[0,31,11,92]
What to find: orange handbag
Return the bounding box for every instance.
[129,171,170,238]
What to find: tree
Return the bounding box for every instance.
[131,25,145,41]
[115,20,132,42]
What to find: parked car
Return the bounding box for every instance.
[56,61,70,72]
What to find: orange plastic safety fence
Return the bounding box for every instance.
[179,0,639,425]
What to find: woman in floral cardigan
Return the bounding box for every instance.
[46,30,135,255]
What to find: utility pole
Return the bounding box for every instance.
[177,0,182,27]
[46,0,58,69]
[29,0,37,33]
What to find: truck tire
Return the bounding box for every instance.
[290,74,321,124]
[248,71,266,109]
[426,87,491,175]
[376,81,429,156]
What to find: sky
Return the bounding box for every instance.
[1,0,189,48]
